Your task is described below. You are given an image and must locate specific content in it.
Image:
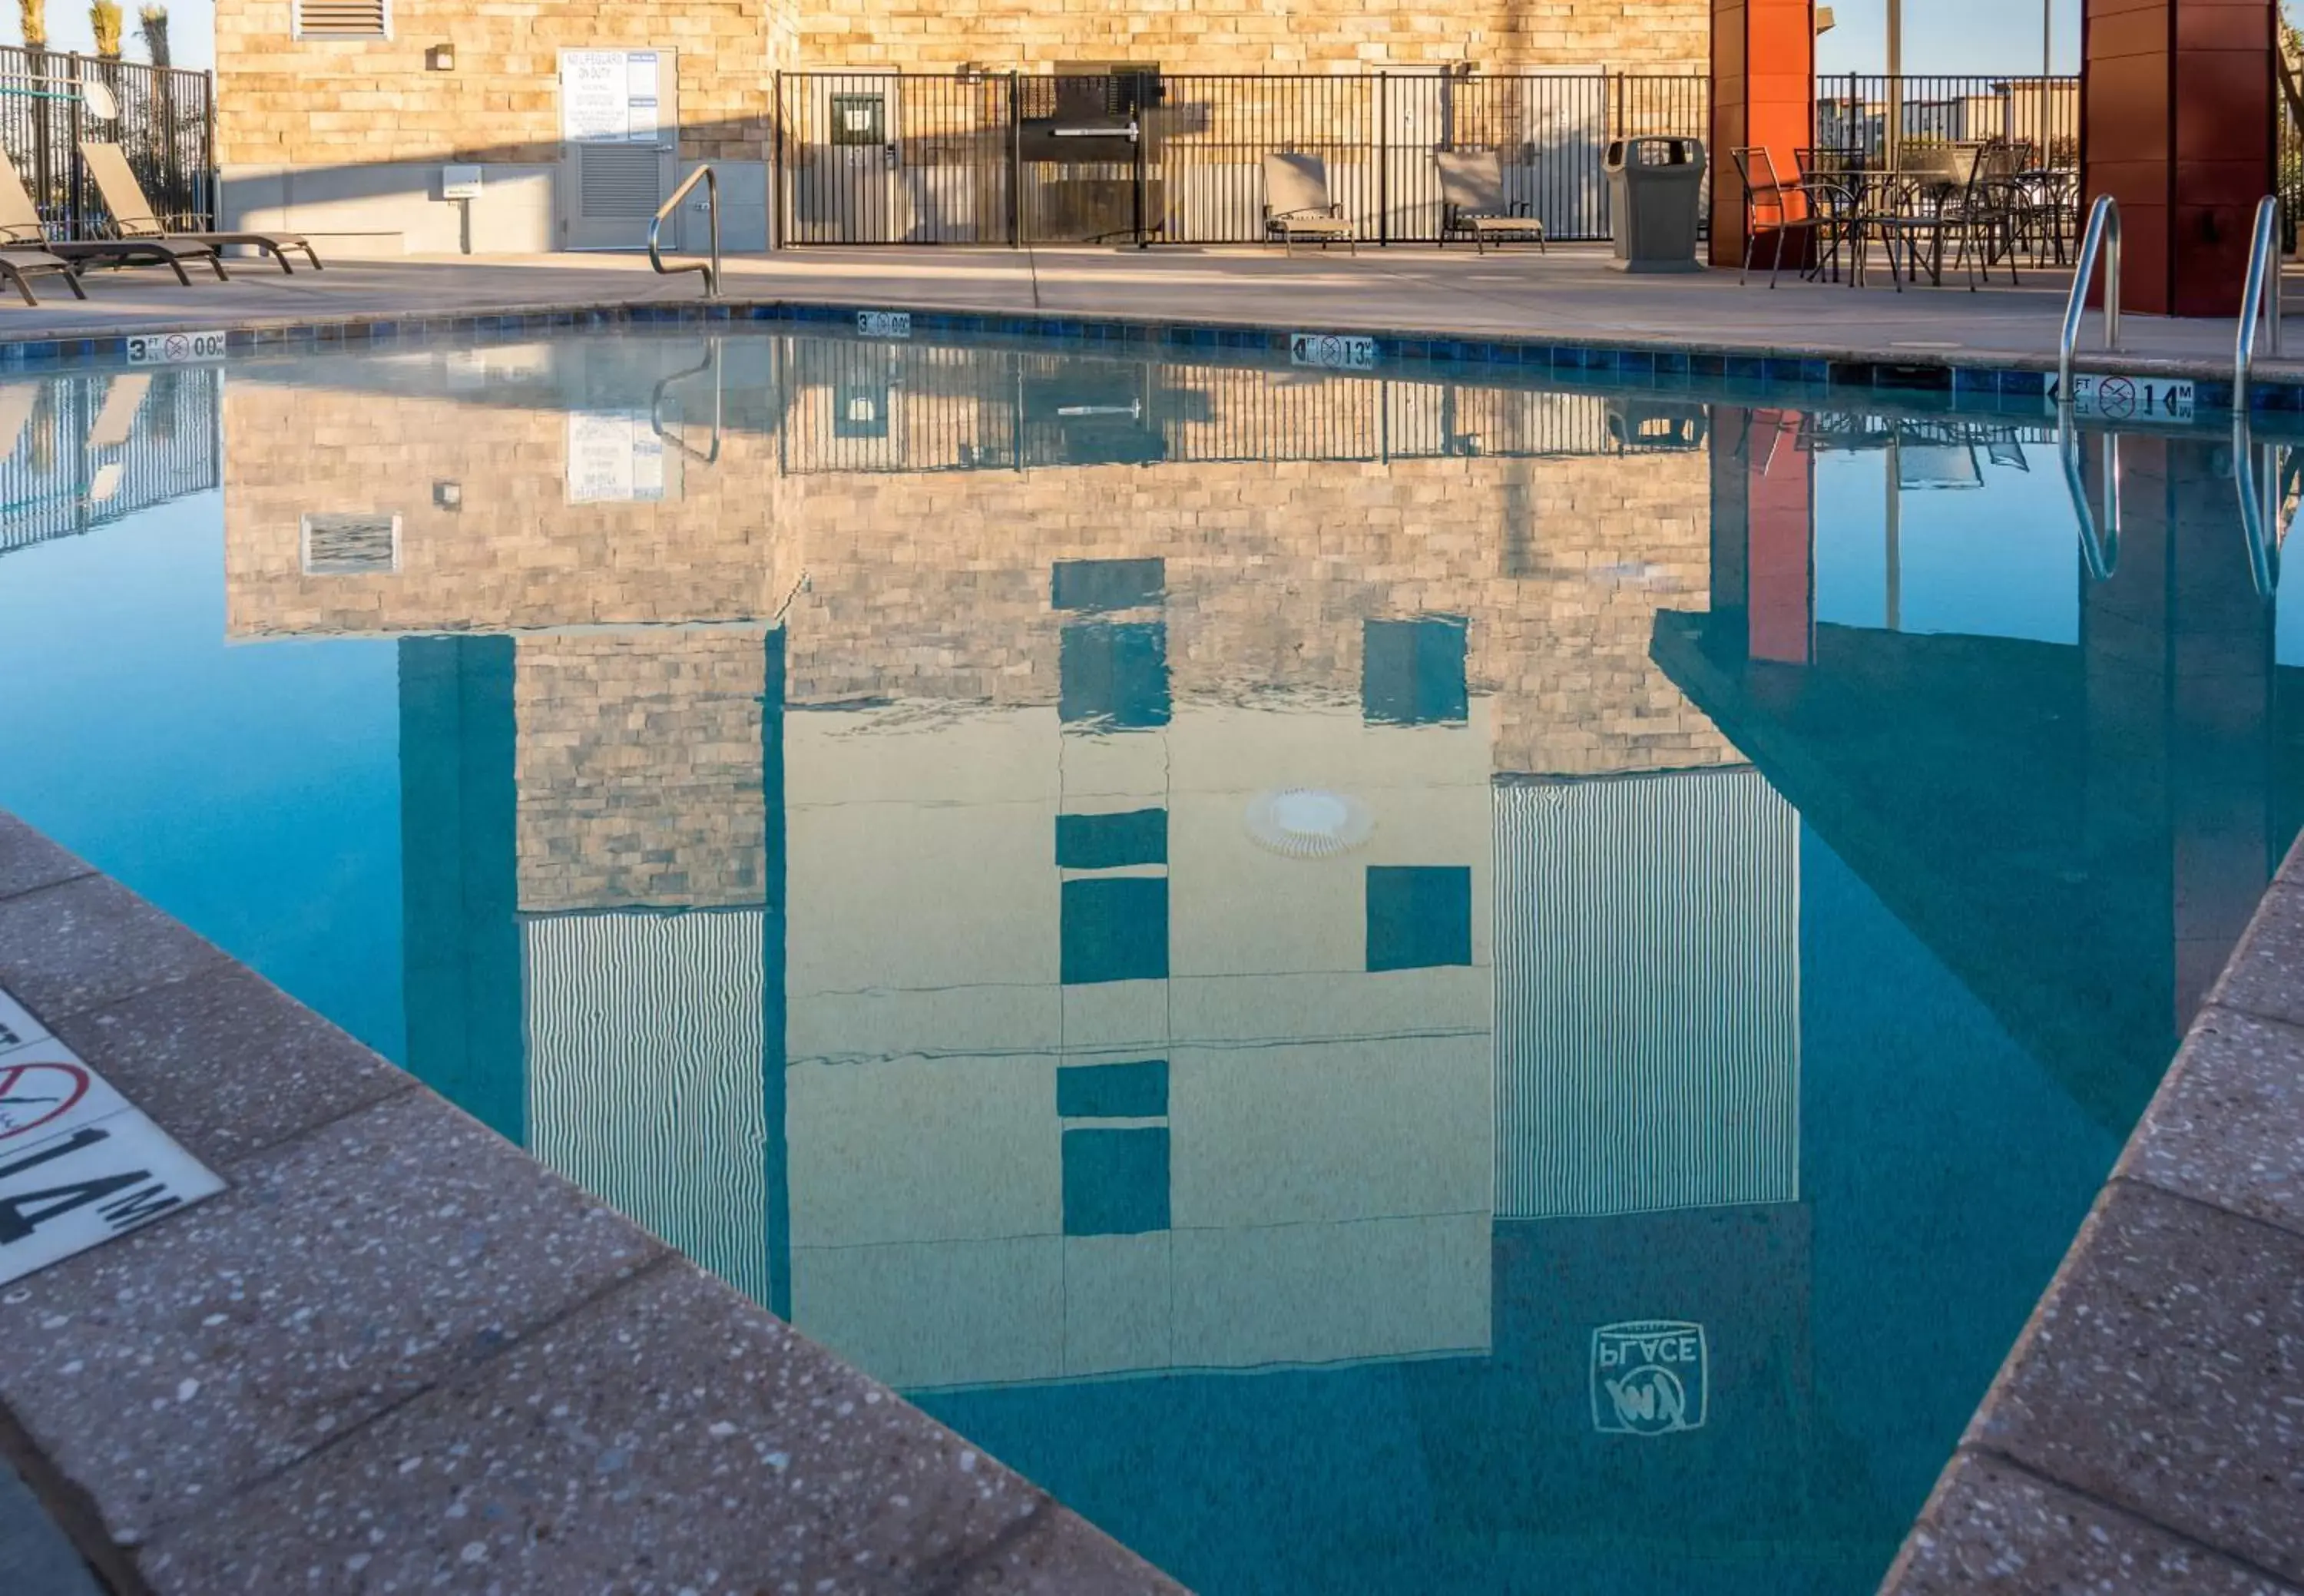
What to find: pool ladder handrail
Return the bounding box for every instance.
[650,336,723,464]
[2233,410,2290,600]
[2059,415,2120,580]
[648,164,720,300]
[2235,194,2284,416]
[2057,195,2121,400]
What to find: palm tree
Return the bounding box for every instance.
[90,0,122,59]
[18,0,45,48]
[137,2,167,65]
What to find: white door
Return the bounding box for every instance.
[559,48,681,250]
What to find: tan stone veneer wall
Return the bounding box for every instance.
[214,0,1703,173]
[216,0,793,168]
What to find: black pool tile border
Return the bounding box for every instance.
[0,294,2298,416]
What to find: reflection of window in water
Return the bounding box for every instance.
[1366,865,1472,972]
[1362,615,1469,725]
[300,512,401,574]
[1058,621,1170,728]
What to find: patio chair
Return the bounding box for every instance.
[1729,147,1828,287]
[1435,150,1544,253]
[1262,154,1356,255]
[0,246,86,306]
[0,149,225,283]
[81,142,323,273]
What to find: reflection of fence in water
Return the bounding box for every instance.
[776,340,1705,475]
[776,71,1710,246]
[0,367,220,556]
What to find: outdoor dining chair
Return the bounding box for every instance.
[80,142,324,273]
[0,149,226,283]
[1262,154,1356,255]
[1730,147,1829,287]
[1435,150,1544,253]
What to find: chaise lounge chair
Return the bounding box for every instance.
[0,150,226,283]
[1262,154,1356,255]
[1436,150,1545,253]
[81,142,323,274]
[0,245,86,305]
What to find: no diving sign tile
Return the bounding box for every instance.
[0,985,223,1286]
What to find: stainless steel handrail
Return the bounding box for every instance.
[2057,194,2121,400]
[2059,412,2119,580]
[2235,194,2283,416]
[2233,410,2287,600]
[649,337,723,463]
[648,165,720,299]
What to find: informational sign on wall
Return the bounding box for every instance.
[0,985,223,1286]
[567,410,667,503]
[561,50,665,145]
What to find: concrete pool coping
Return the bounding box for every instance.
[1874,836,2304,1595]
[0,814,1183,1594]
[7,245,2304,409]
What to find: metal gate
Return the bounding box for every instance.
[775,70,1709,247]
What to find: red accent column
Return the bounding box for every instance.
[2084,0,2275,316]
[1710,0,1815,270]
[1745,411,1814,663]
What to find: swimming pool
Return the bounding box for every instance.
[2,329,2295,1594]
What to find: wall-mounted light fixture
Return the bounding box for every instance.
[425,42,455,71]
[432,480,463,510]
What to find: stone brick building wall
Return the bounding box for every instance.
[515,635,770,911]
[216,0,793,168]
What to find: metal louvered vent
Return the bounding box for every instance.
[295,0,387,36]
[301,512,399,574]
[580,145,663,219]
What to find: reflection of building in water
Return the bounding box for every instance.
[218,336,1805,1390]
[1495,768,1799,1221]
[0,369,222,558]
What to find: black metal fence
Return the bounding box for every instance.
[0,367,223,558]
[776,71,1710,247]
[1812,73,2080,172]
[0,47,215,240]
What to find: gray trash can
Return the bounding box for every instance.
[1606,137,1706,273]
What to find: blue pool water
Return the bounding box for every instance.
[2,333,2296,1593]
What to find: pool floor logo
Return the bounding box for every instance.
[1591,1320,1707,1436]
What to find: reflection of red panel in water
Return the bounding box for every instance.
[1746,409,1813,664]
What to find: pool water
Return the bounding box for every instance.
[2,333,2298,1594]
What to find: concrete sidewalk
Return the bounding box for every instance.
[3,243,2297,379]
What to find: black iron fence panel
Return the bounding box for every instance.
[0,367,222,558]
[1812,73,2080,173]
[0,47,214,239]
[776,71,1710,247]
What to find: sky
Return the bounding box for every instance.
[0,0,2173,85]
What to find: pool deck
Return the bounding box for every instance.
[0,256,2302,1592]
[0,816,1181,1595]
[8,242,2304,384]
[1879,839,2304,1595]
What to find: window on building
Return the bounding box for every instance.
[294,0,389,38]
[1366,865,1472,972]
[300,512,400,574]
[1059,621,1170,729]
[1061,1126,1170,1236]
[1058,1058,1168,1119]
[1055,808,1167,870]
[1362,615,1469,725]
[1052,557,1164,612]
[1061,876,1168,985]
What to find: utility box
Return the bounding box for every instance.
[1605,137,1705,273]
